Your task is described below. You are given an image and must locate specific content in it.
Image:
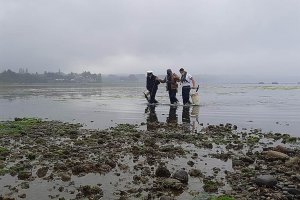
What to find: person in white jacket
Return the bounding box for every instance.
[179,68,196,105]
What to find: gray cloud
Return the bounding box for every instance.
[1,0,300,77]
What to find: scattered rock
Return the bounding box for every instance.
[60,173,71,182]
[187,160,194,167]
[155,165,171,178]
[188,169,203,177]
[36,167,49,178]
[203,180,219,193]
[240,156,255,164]
[18,194,26,199]
[20,182,30,189]
[264,150,289,161]
[161,178,184,190]
[172,169,188,184]
[254,175,277,187]
[17,171,32,180]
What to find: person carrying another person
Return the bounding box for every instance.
[160,69,180,105]
[146,70,160,104]
[179,68,196,105]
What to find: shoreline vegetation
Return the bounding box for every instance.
[1,69,300,85]
[0,118,300,199]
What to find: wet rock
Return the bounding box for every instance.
[187,160,194,167]
[172,169,188,184]
[248,187,256,192]
[159,145,174,152]
[60,173,71,182]
[20,182,30,189]
[76,185,103,199]
[188,169,203,177]
[17,171,32,180]
[155,165,171,178]
[161,178,184,190]
[191,153,198,159]
[105,159,116,168]
[144,138,156,146]
[36,167,49,178]
[240,156,255,164]
[273,145,295,155]
[254,175,277,187]
[203,180,219,193]
[141,167,151,176]
[18,194,26,199]
[285,157,300,170]
[284,188,300,195]
[264,150,289,161]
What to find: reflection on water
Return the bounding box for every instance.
[1,84,300,136]
[167,106,178,124]
[145,105,201,134]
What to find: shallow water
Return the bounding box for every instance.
[0,83,300,136]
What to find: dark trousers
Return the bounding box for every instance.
[149,88,158,103]
[168,89,178,104]
[182,86,191,104]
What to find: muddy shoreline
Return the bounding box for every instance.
[0,118,300,200]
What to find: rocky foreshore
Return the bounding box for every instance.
[0,118,300,200]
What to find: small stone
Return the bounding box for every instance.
[264,150,289,161]
[161,178,183,190]
[188,169,203,177]
[187,160,194,167]
[19,194,26,198]
[284,188,300,195]
[18,171,32,180]
[20,182,30,189]
[36,167,49,178]
[240,156,255,164]
[60,173,71,182]
[254,175,277,187]
[172,169,188,184]
[191,153,198,159]
[155,165,171,178]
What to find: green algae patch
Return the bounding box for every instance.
[0,117,42,136]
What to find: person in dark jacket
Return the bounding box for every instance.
[160,69,180,104]
[146,71,160,104]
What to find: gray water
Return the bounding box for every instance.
[1,83,300,136]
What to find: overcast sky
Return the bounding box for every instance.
[0,0,300,77]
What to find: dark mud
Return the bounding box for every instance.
[0,118,300,200]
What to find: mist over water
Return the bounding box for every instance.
[0,83,300,136]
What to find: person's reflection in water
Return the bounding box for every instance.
[191,106,200,133]
[145,105,159,130]
[166,106,178,127]
[182,106,191,132]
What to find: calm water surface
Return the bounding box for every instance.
[0,83,300,136]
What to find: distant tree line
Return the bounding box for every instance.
[0,69,102,83]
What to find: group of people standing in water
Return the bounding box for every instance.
[146,68,196,105]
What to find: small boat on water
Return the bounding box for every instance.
[271,82,279,84]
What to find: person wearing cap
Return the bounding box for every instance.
[179,68,196,105]
[160,69,180,104]
[146,71,160,104]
